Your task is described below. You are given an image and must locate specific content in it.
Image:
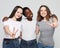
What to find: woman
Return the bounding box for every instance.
[20,7,38,48]
[2,6,23,48]
[36,5,58,48]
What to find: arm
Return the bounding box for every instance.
[3,25,13,37]
[35,25,40,35]
[52,17,58,28]
[48,17,58,28]
[20,32,22,39]
[3,26,17,39]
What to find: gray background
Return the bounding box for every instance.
[0,0,60,48]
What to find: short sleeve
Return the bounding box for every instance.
[3,21,9,26]
[36,21,39,26]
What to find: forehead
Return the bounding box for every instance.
[17,8,23,12]
[40,7,46,10]
[25,9,30,12]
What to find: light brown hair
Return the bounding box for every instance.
[37,5,51,21]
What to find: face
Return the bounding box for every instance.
[40,7,47,17]
[14,8,23,19]
[25,9,33,18]
[25,9,33,21]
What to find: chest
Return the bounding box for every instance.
[38,21,54,32]
[8,21,21,31]
[22,20,36,31]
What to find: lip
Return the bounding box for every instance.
[17,15,21,18]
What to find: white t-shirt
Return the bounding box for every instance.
[21,19,36,41]
[3,18,22,39]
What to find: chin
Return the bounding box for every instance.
[42,16,46,17]
[17,16,21,18]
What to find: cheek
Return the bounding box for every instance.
[19,13,22,16]
[40,11,47,15]
[45,11,47,14]
[15,12,18,15]
[40,12,43,15]
[28,13,31,15]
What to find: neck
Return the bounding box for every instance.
[12,16,16,21]
[43,17,47,21]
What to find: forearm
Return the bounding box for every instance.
[35,26,40,35]
[20,32,22,39]
[3,26,13,36]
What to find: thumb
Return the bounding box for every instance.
[13,27,15,32]
[15,29,18,34]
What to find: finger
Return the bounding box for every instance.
[11,34,15,39]
[13,27,15,32]
[15,29,18,34]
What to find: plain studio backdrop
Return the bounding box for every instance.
[0,0,60,48]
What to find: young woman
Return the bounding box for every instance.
[20,7,38,48]
[36,5,58,48]
[2,6,23,48]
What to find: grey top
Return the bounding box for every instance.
[37,18,55,46]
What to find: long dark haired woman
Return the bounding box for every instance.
[2,6,23,48]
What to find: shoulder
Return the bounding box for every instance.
[18,21,22,25]
[2,16,8,22]
[3,18,12,24]
[32,20,36,22]
[3,18,10,23]
[3,19,10,26]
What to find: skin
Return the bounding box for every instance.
[40,7,47,18]
[25,9,33,21]
[25,9,33,17]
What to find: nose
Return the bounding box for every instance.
[20,13,22,16]
[30,15,33,17]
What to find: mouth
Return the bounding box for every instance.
[17,15,21,18]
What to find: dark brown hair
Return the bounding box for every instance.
[2,6,23,22]
[37,5,51,21]
[23,7,33,17]
[2,16,8,22]
[51,14,58,21]
[9,6,23,21]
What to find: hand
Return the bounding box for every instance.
[11,27,18,39]
[48,22,55,28]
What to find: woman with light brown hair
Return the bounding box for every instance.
[36,5,58,48]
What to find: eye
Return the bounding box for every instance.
[21,13,23,14]
[17,12,20,13]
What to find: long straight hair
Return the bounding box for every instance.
[9,6,23,21]
[37,5,51,21]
